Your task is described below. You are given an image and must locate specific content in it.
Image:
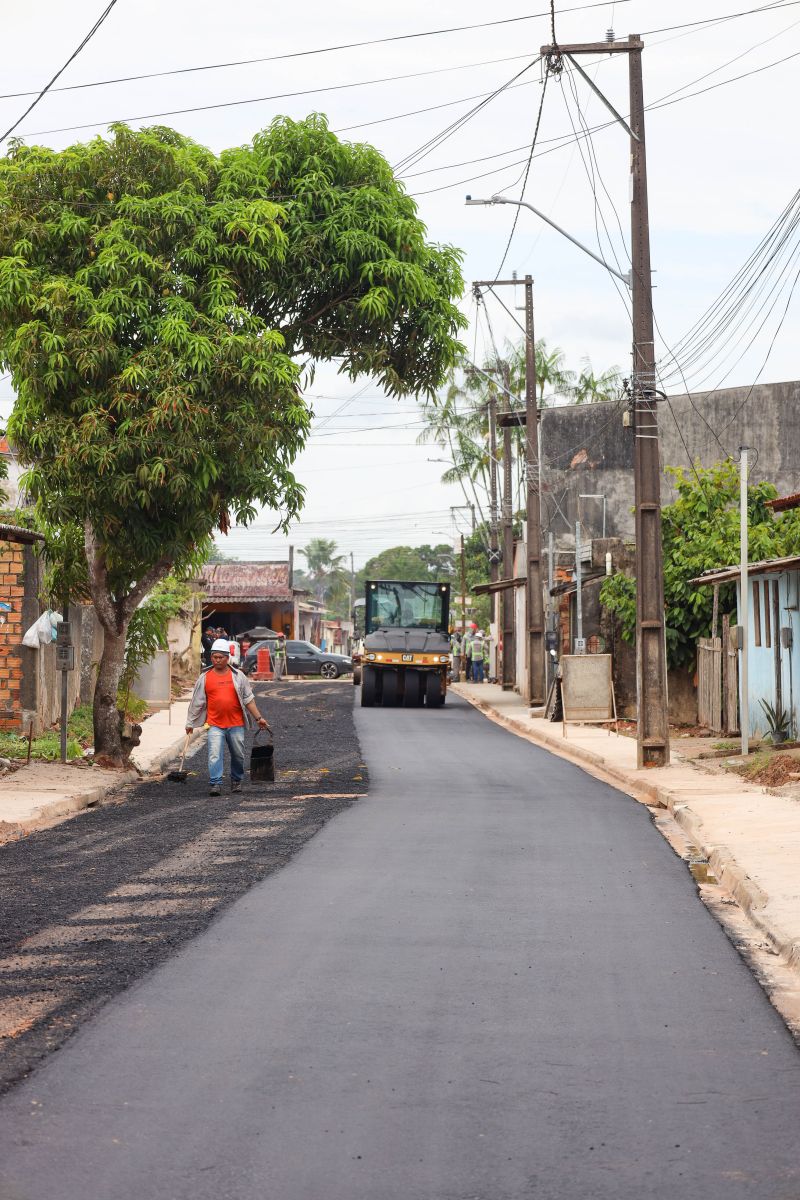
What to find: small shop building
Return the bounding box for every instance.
[199,561,307,641]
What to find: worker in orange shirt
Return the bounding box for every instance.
[186,638,270,796]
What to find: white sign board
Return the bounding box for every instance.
[561,654,615,722]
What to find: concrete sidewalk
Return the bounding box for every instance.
[453,681,800,978]
[0,700,197,841]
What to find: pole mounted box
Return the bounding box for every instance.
[56,644,75,671]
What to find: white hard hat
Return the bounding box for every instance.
[210,638,231,654]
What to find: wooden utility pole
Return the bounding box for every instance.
[539,35,670,766]
[523,274,545,706]
[488,386,500,588]
[501,400,515,690]
[472,277,546,705]
[460,534,467,640]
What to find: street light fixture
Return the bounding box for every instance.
[465,194,631,287]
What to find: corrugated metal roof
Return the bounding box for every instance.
[0,522,44,544]
[200,561,294,603]
[767,491,800,512]
[690,555,800,586]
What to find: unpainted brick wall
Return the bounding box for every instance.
[0,541,25,730]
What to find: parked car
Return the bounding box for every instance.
[287,640,352,679]
[243,639,352,679]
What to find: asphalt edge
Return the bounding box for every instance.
[454,683,800,977]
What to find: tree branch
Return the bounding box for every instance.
[121,556,174,621]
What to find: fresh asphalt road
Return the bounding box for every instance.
[0,692,798,1200]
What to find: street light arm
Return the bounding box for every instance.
[466,194,631,287]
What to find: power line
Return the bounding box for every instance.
[393,60,538,176]
[4,0,788,111]
[659,186,800,392]
[647,8,800,109]
[1,0,120,143]
[414,36,800,197]
[642,0,800,37]
[2,2,634,102]
[21,51,537,141]
[493,70,550,278]
[559,69,631,319]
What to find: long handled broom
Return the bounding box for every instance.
[167,733,192,783]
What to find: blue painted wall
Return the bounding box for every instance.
[737,569,800,738]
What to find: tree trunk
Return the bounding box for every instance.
[83,520,172,765]
[93,623,129,766]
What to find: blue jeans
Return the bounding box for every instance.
[208,725,245,784]
[472,659,485,683]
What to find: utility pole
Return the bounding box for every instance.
[575,523,583,652]
[460,534,467,640]
[488,386,500,588]
[739,447,749,756]
[472,277,546,705]
[523,274,545,706]
[501,394,515,690]
[538,34,670,766]
[547,532,556,690]
[350,550,355,629]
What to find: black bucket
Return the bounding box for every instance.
[250,731,275,782]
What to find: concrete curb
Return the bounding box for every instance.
[0,769,139,842]
[666,797,800,968]
[453,687,664,805]
[455,684,800,974]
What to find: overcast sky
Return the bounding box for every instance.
[2,1,799,565]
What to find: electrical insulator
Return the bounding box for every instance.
[605,27,615,42]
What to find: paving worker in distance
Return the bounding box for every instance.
[273,633,287,680]
[463,628,473,682]
[186,638,270,796]
[450,629,462,682]
[482,631,491,683]
[471,628,486,683]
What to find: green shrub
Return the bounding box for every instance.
[0,730,82,761]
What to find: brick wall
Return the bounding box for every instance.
[0,541,25,730]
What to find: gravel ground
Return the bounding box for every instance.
[0,680,367,1096]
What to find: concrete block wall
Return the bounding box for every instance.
[540,380,800,544]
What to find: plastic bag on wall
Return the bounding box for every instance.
[22,610,63,650]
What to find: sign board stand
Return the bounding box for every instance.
[559,653,618,738]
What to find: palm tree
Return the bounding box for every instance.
[535,341,576,408]
[573,358,622,404]
[299,538,348,605]
[502,338,575,408]
[417,371,494,526]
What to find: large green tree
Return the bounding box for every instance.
[359,543,455,587]
[601,461,800,670]
[0,117,464,761]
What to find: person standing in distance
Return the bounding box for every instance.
[186,639,270,796]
